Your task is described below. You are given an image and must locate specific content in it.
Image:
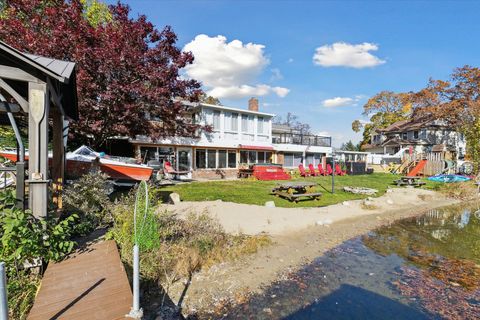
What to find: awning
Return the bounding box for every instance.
[239,145,274,151]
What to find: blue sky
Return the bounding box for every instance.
[107,0,480,146]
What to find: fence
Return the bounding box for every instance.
[401,152,451,176]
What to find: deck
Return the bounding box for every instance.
[28,240,132,320]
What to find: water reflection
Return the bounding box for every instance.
[211,203,480,319]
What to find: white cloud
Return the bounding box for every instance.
[322,97,355,108]
[313,42,386,68]
[272,86,290,97]
[287,58,294,63]
[183,34,289,99]
[322,95,366,108]
[208,85,289,100]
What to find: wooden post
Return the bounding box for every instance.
[28,82,49,218]
[52,110,65,211]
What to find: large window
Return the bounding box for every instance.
[257,116,264,134]
[232,113,238,131]
[239,150,272,164]
[196,149,206,169]
[224,112,231,131]
[213,110,221,131]
[248,151,256,163]
[258,151,265,163]
[218,150,227,168]
[228,151,236,168]
[284,153,303,167]
[196,149,237,169]
[224,112,239,132]
[240,150,248,163]
[241,115,248,132]
[207,150,216,168]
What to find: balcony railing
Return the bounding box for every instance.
[272,133,331,147]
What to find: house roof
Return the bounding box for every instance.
[378,118,448,134]
[0,41,78,120]
[200,102,275,117]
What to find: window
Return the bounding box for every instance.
[413,131,419,139]
[402,132,408,140]
[218,150,227,168]
[258,151,265,163]
[305,154,314,165]
[284,153,294,167]
[248,151,256,163]
[266,152,273,163]
[283,153,303,167]
[257,117,264,134]
[224,112,231,131]
[207,150,216,168]
[241,115,248,132]
[228,151,237,168]
[196,149,206,169]
[240,151,248,163]
[213,110,221,130]
[232,113,238,131]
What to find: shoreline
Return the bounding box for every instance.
[161,189,465,316]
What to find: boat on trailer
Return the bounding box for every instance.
[0,145,153,182]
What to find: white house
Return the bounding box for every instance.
[130,98,333,179]
[363,118,466,160]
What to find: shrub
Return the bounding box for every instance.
[63,172,112,234]
[109,194,271,285]
[0,191,78,319]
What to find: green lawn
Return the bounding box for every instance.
[159,173,440,208]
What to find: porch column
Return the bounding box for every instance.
[28,82,49,218]
[52,110,65,211]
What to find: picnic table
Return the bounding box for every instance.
[271,181,322,202]
[394,176,426,187]
[238,167,254,178]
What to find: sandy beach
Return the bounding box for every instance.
[160,188,460,315]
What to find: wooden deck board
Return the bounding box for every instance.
[28,240,133,320]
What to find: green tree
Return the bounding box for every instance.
[80,0,112,27]
[340,140,361,151]
[199,93,221,105]
[353,91,411,147]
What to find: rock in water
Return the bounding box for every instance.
[168,192,181,205]
[265,201,276,207]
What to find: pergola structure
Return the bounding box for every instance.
[0,41,78,217]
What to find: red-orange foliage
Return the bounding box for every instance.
[0,0,203,149]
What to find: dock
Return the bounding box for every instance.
[28,240,132,320]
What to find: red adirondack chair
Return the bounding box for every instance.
[335,163,347,176]
[317,163,325,176]
[308,164,317,176]
[298,164,310,177]
[325,164,333,175]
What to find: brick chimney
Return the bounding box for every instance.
[248,97,259,112]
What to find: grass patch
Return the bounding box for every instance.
[160,173,416,207]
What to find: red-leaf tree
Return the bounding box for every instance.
[412,66,480,171]
[0,0,203,149]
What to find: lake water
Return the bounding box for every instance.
[215,203,480,319]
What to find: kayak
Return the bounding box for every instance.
[427,174,471,183]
